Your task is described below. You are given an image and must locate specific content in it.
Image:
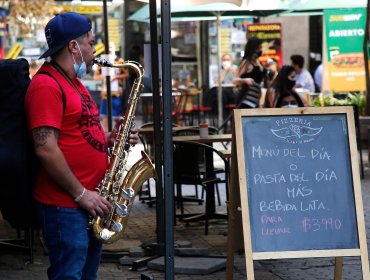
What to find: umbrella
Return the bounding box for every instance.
[128,0,288,22]
[129,0,367,125]
[129,0,367,23]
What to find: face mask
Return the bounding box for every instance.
[287,79,296,89]
[222,61,231,69]
[281,104,299,108]
[72,42,87,78]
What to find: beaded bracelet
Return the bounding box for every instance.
[74,187,86,202]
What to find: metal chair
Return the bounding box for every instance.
[172,126,222,203]
[173,140,229,234]
[138,122,180,204]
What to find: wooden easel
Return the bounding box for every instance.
[226,107,370,280]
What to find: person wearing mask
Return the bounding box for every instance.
[290,54,315,93]
[204,53,237,114]
[275,91,304,108]
[264,65,304,108]
[25,12,139,279]
[232,37,266,108]
[219,53,237,85]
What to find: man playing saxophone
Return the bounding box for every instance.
[25,12,139,280]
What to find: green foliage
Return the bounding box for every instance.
[312,92,366,115]
[346,92,366,115]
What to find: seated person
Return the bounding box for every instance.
[204,53,237,115]
[219,53,237,85]
[275,91,304,108]
[290,54,315,93]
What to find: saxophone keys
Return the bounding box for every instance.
[115,202,128,217]
[100,228,113,241]
[122,187,135,200]
[112,221,123,233]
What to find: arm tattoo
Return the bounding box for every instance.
[32,127,59,148]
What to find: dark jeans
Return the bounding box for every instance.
[36,203,102,280]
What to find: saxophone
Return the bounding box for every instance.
[91,58,157,244]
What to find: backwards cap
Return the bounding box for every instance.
[39,12,91,59]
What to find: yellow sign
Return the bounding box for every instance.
[74,6,102,14]
[327,53,366,92]
[108,19,120,51]
[6,44,23,59]
[58,5,102,14]
[94,43,105,56]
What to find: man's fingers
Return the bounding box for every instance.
[100,201,111,215]
[90,209,97,219]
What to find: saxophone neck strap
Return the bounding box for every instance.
[50,61,82,96]
[50,61,91,113]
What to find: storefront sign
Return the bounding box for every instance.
[5,43,22,59]
[247,23,282,67]
[324,8,367,92]
[59,5,102,15]
[108,18,121,52]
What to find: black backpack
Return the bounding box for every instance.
[0,58,65,229]
[0,58,36,229]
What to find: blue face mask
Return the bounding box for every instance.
[72,42,87,78]
[281,104,299,109]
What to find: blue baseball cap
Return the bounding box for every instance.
[39,12,92,59]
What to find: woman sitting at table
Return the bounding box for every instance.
[204,53,237,115]
[218,53,237,86]
[275,90,304,108]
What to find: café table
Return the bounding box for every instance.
[219,149,232,159]
[138,125,196,135]
[172,134,231,144]
[172,134,232,232]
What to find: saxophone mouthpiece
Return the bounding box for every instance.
[93,57,113,67]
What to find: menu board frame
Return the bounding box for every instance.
[226,106,369,280]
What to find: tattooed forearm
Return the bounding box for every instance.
[32,127,59,148]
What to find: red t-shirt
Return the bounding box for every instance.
[25,63,108,207]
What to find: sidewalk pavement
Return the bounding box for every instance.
[0,145,370,280]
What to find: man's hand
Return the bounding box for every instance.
[77,189,112,218]
[107,118,123,147]
[107,118,140,147]
[128,128,139,146]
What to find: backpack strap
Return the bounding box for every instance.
[37,71,66,113]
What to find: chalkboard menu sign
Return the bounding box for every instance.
[226,107,370,280]
[243,113,357,252]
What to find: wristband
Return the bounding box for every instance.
[74,187,86,202]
